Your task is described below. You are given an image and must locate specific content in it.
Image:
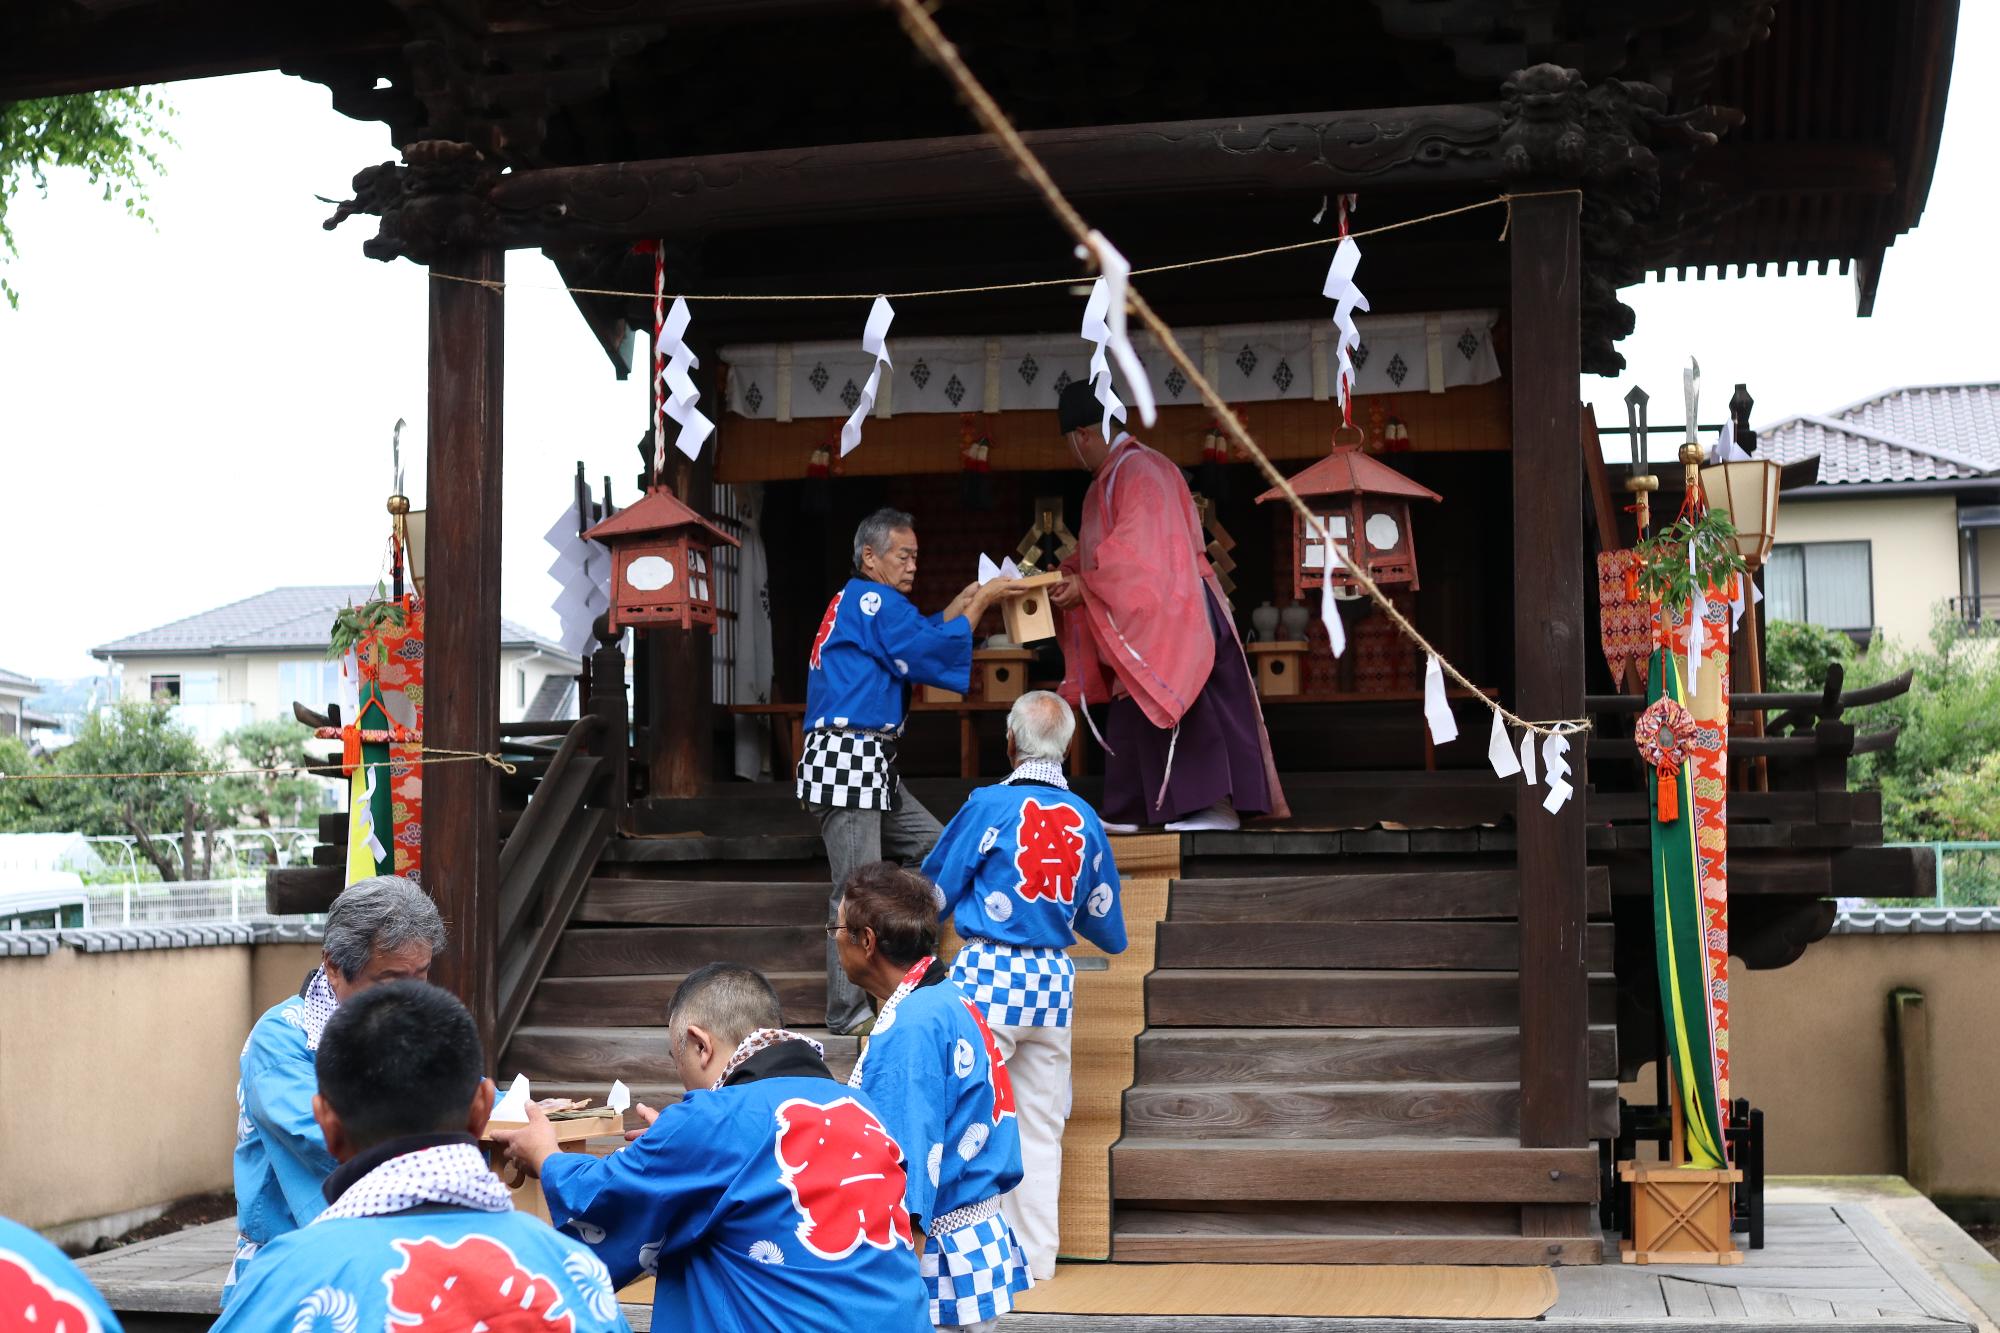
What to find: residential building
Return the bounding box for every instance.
[91,587,581,747]
[1760,384,2000,647]
[0,668,58,743]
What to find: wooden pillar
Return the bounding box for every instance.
[425,247,505,1058]
[1509,193,1590,1158]
[644,350,717,798]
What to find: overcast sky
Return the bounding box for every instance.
[0,7,1989,682]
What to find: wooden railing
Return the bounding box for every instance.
[1583,665,1912,796]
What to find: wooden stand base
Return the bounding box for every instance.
[975,648,1035,703]
[1246,641,1308,698]
[1618,1161,1744,1265]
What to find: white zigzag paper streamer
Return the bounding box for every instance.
[656,296,714,465]
[1540,733,1574,814]
[1080,231,1156,439]
[1316,519,1346,657]
[839,296,895,456]
[1488,711,1521,778]
[1322,235,1370,411]
[1423,654,1459,745]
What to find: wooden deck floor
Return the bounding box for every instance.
[76,1182,1994,1331]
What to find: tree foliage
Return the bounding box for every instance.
[0,88,174,308]
[212,719,321,829]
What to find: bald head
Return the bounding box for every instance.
[1008,690,1074,764]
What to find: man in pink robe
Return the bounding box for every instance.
[1050,380,1287,830]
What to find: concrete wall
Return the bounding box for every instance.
[0,941,320,1236]
[1629,931,2000,1201]
[1775,495,1960,648]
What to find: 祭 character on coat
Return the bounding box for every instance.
[922,691,1127,1280]
[215,981,629,1333]
[0,1214,124,1332]
[494,964,930,1333]
[835,860,1032,1331]
[801,507,1022,1035]
[227,875,445,1306]
[1049,377,1288,832]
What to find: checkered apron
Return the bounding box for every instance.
[796,727,900,810]
[950,939,1076,1029]
[922,1204,1033,1326]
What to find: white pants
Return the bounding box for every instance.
[990,1021,1072,1281]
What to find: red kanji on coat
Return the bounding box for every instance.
[961,997,1017,1123]
[386,1235,574,1332]
[809,591,844,670]
[0,1251,101,1333]
[1014,798,1085,904]
[773,1097,913,1261]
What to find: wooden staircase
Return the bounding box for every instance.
[503,839,856,1107]
[1109,856,1615,1266]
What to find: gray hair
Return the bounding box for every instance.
[1008,690,1075,763]
[667,963,784,1055]
[322,876,447,981]
[853,507,915,570]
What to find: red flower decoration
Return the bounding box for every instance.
[1013,799,1085,904]
[386,1235,574,1332]
[961,997,1017,1123]
[0,1251,101,1333]
[774,1096,913,1261]
[809,590,844,670]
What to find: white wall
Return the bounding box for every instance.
[1772,494,1960,648]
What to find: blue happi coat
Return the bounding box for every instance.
[214,1207,629,1332]
[0,1215,124,1332]
[925,776,1127,1028]
[233,980,338,1259]
[541,1042,929,1333]
[805,577,972,732]
[853,974,1032,1326]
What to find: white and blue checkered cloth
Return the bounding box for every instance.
[950,939,1075,1029]
[923,1208,1032,1327]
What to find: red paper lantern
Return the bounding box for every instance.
[1256,427,1441,600]
[583,484,741,632]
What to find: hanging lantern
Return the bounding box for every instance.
[1256,425,1441,600]
[1700,457,1783,569]
[583,484,740,632]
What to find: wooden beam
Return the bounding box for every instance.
[1509,192,1589,1152]
[487,103,1507,247]
[425,246,506,1060]
[643,358,717,799]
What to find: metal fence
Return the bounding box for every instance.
[81,877,307,927]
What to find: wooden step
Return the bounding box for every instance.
[1112,1137,1599,1204]
[546,924,822,977]
[1153,920,1614,971]
[1145,969,1616,1028]
[1167,866,1611,922]
[1134,1026,1620,1085]
[1112,1206,1602,1265]
[504,1024,857,1085]
[575,878,827,926]
[520,971,826,1027]
[1121,1079,1621,1140]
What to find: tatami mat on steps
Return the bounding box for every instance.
[1010,1261,1558,1319]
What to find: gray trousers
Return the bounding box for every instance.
[813,790,943,1033]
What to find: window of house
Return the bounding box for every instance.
[180,671,220,705]
[1766,541,1873,632]
[518,668,528,709]
[148,673,181,702]
[278,659,335,708]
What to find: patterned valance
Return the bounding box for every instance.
[722,311,1500,423]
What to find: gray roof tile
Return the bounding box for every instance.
[1762,384,2000,486]
[92,586,573,660]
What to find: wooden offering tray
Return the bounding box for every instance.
[1000,572,1064,645]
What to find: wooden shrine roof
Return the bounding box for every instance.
[1,1,1960,340]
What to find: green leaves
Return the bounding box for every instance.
[1635,509,1749,608]
[0,88,176,308]
[327,586,406,662]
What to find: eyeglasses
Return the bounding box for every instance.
[825,924,853,939]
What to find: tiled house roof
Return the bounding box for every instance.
[92,587,573,659]
[1760,384,2000,487]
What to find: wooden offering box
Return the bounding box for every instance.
[482,1107,625,1222]
[920,683,964,703]
[1001,572,1064,645]
[1618,1160,1744,1265]
[1246,641,1308,698]
[975,648,1034,703]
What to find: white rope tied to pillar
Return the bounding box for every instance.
[839,296,895,456]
